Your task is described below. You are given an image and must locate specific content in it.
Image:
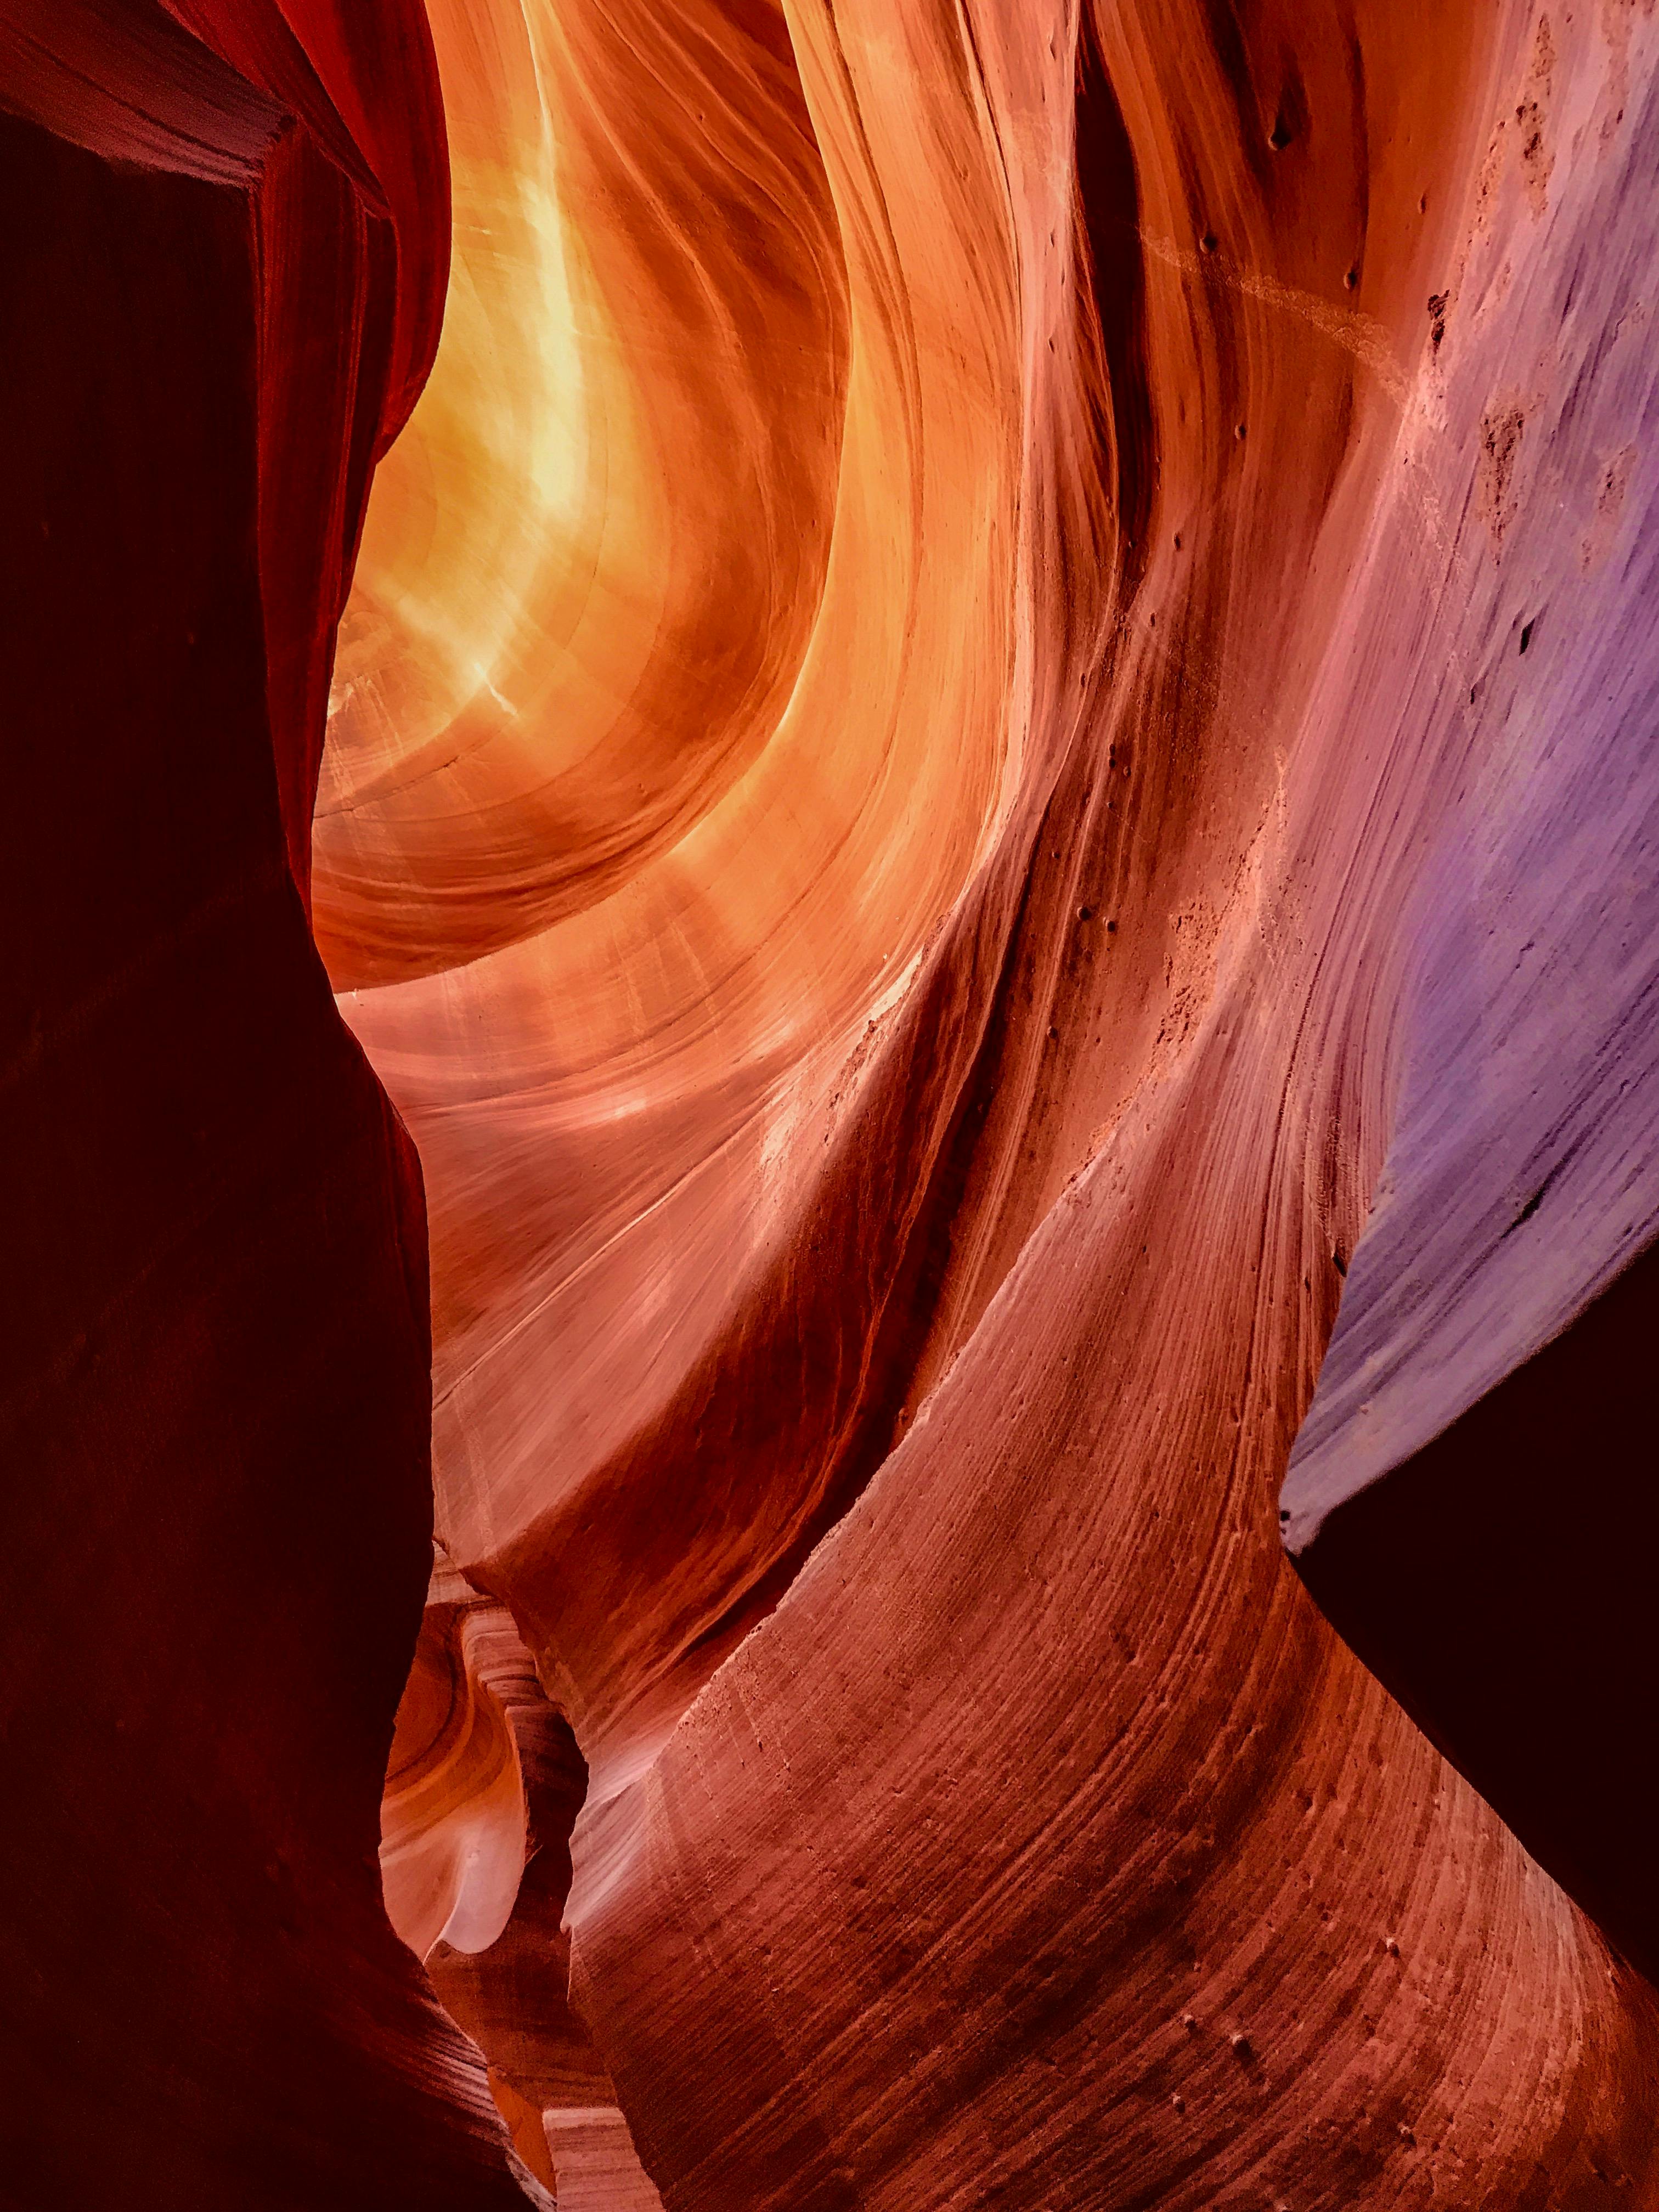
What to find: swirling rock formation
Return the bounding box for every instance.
[5,0,1659,2205]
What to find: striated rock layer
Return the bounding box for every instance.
[338,0,1659,2201]
[7,0,1659,2204]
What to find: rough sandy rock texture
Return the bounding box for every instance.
[7,0,1659,2205]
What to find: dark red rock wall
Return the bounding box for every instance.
[0,8,524,2203]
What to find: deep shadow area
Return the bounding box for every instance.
[0,94,519,2210]
[1295,1232,1659,1984]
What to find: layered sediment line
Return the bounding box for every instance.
[8,0,1659,2203]
[340,0,1659,2200]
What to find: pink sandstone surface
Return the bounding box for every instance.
[4,1,1659,2203]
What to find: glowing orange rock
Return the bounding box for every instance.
[338,0,1659,2201]
[9,0,1659,2201]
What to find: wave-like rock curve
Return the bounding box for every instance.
[6,0,1659,2204]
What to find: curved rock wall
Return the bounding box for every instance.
[0,2,526,2200]
[341,0,1659,2199]
[8,0,1659,2204]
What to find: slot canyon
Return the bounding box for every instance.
[4,0,1659,2203]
